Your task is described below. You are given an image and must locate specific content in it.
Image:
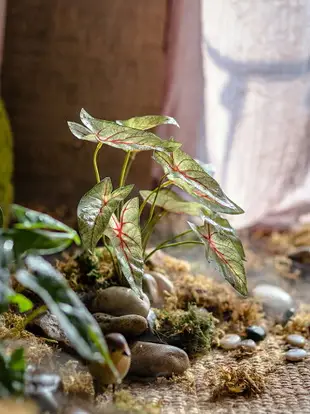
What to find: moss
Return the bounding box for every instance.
[56,247,119,292]
[211,364,267,399]
[59,360,94,398]
[154,305,215,355]
[273,305,310,339]
[113,390,161,414]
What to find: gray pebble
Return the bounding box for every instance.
[252,284,294,322]
[129,341,190,377]
[220,334,241,350]
[238,339,256,351]
[143,273,160,306]
[285,348,307,362]
[149,271,175,308]
[286,334,306,348]
[90,287,150,317]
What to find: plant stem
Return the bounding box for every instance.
[93,143,103,183]
[119,151,133,187]
[142,210,167,251]
[22,305,47,329]
[144,240,203,262]
[139,178,172,216]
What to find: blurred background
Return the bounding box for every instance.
[1,0,310,231]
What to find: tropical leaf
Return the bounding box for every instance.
[154,148,243,215]
[77,178,133,252]
[67,108,181,152]
[8,293,33,312]
[188,217,247,296]
[104,198,144,296]
[140,188,202,216]
[195,159,216,177]
[16,256,115,372]
[0,207,3,228]
[12,204,80,245]
[0,228,74,257]
[116,115,179,130]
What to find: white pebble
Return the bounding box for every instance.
[285,348,307,362]
[220,334,241,350]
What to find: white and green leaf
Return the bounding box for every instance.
[154,148,243,215]
[116,115,179,130]
[104,198,144,296]
[77,177,133,252]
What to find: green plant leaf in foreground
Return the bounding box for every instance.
[188,216,247,296]
[0,207,3,228]
[104,198,144,296]
[77,177,133,252]
[11,204,80,245]
[154,148,243,215]
[140,188,202,216]
[16,256,115,373]
[116,115,179,130]
[68,109,181,153]
[194,159,216,177]
[0,346,25,397]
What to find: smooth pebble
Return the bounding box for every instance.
[286,334,306,348]
[142,273,160,306]
[90,287,150,317]
[93,313,148,337]
[246,325,266,342]
[149,271,175,307]
[285,348,307,362]
[220,334,241,350]
[239,339,256,351]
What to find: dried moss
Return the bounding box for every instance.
[155,305,215,355]
[56,248,118,292]
[273,304,310,338]
[0,399,39,414]
[211,364,267,399]
[59,360,94,398]
[113,390,161,414]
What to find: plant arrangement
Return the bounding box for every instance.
[0,109,247,405]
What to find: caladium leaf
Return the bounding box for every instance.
[154,148,243,215]
[104,198,144,296]
[195,159,216,177]
[116,115,179,130]
[68,108,181,152]
[140,188,202,216]
[12,204,80,245]
[16,256,115,371]
[77,178,133,252]
[188,218,247,296]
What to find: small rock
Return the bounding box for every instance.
[142,273,160,306]
[252,284,294,322]
[147,309,157,332]
[282,307,296,325]
[93,313,147,337]
[220,334,241,350]
[129,341,190,377]
[149,271,175,307]
[246,325,266,342]
[239,339,257,351]
[33,312,68,344]
[90,287,150,318]
[286,334,306,348]
[285,348,307,362]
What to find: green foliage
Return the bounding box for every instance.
[0,207,3,228]
[0,346,25,397]
[78,177,133,252]
[69,110,248,296]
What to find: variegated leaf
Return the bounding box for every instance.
[104,198,144,296]
[154,148,243,215]
[116,115,179,130]
[77,177,133,251]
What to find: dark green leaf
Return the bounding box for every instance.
[104,198,144,296]
[8,293,33,312]
[188,218,247,296]
[0,238,15,313]
[71,109,181,152]
[154,148,243,215]
[78,178,133,252]
[0,346,25,396]
[140,188,202,216]
[116,115,179,130]
[0,228,73,256]
[0,207,3,228]
[12,204,80,245]
[16,256,116,373]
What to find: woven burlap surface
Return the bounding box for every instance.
[123,336,310,414]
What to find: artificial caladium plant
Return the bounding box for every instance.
[69,109,247,296]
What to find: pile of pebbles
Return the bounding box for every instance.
[220,325,266,352]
